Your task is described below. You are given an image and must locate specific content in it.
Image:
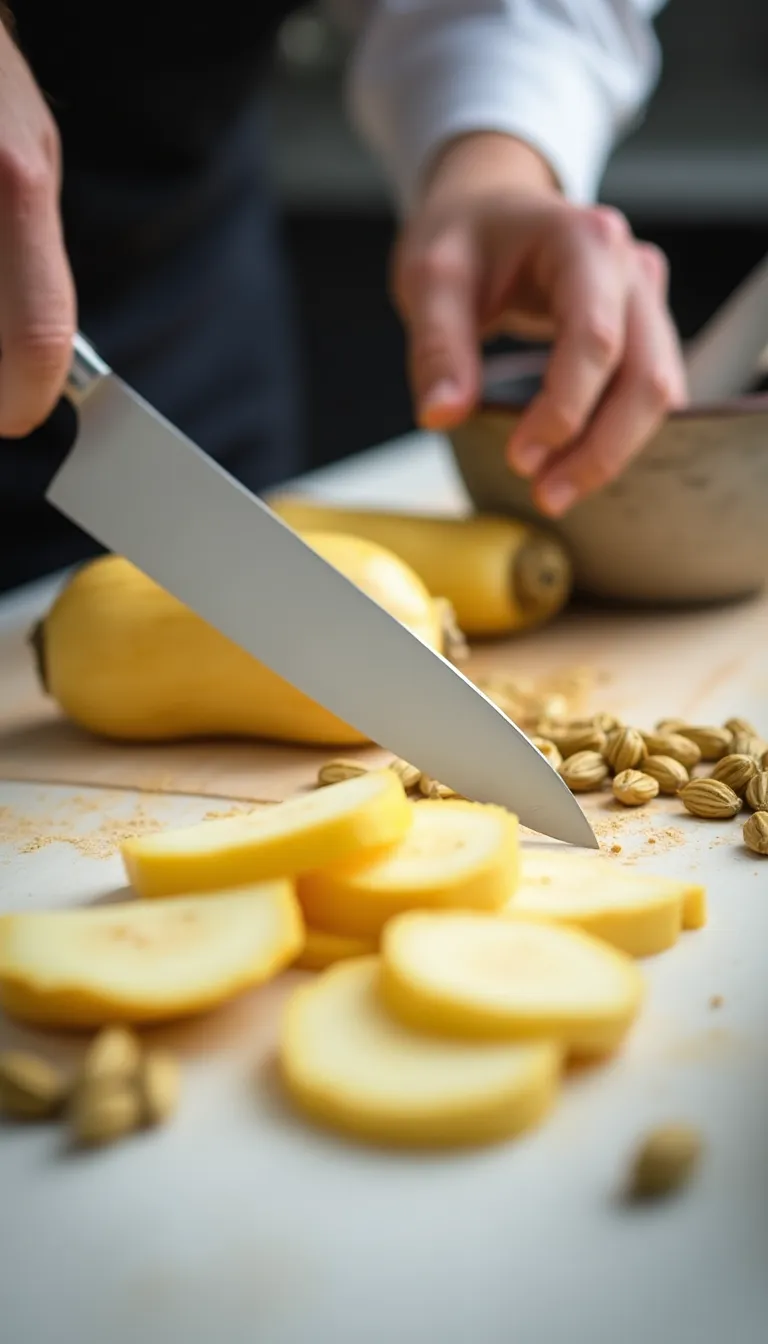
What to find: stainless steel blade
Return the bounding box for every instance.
[684,249,768,402]
[47,335,596,848]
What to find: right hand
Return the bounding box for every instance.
[0,20,75,437]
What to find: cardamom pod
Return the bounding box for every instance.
[711,753,759,798]
[612,769,660,807]
[529,736,563,770]
[743,811,768,856]
[139,1050,181,1127]
[724,716,760,738]
[679,778,742,819]
[559,750,609,793]
[80,1026,142,1086]
[677,725,733,761]
[745,771,768,812]
[730,732,765,762]
[418,774,461,800]
[655,717,686,735]
[388,757,422,791]
[70,1083,143,1147]
[0,1050,69,1120]
[642,754,689,795]
[642,732,702,770]
[317,759,369,787]
[551,724,607,757]
[604,727,647,774]
[627,1124,703,1200]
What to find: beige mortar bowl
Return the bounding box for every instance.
[448,352,768,605]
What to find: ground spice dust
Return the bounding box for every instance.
[589,813,686,860]
[0,796,256,861]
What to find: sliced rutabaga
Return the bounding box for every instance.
[507,848,706,956]
[280,957,561,1148]
[0,884,303,1028]
[297,800,519,939]
[122,770,412,898]
[380,911,644,1059]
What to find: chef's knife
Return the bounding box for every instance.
[684,249,768,403]
[46,332,596,848]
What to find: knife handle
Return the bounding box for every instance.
[66,332,111,407]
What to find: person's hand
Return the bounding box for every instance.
[0,19,75,437]
[393,133,687,517]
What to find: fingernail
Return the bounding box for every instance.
[538,480,577,517]
[419,380,465,430]
[421,379,461,410]
[509,443,549,477]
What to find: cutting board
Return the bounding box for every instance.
[1,585,766,802]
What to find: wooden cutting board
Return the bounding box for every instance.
[0,589,766,802]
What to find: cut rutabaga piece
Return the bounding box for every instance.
[297,800,519,939]
[381,911,644,1058]
[122,770,411,899]
[294,927,378,972]
[280,957,561,1148]
[0,884,303,1028]
[505,848,707,956]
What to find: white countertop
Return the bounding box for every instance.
[2,434,768,1344]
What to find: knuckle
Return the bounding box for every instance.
[583,204,631,249]
[641,367,675,410]
[580,312,621,365]
[544,402,583,442]
[400,239,468,295]
[0,146,54,203]
[571,449,616,496]
[636,241,669,289]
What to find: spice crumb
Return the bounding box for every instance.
[611,844,622,854]
[709,995,724,1009]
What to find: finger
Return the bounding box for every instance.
[395,231,481,431]
[0,160,76,437]
[506,207,632,476]
[635,241,688,406]
[531,263,679,516]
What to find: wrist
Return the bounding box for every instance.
[419,132,561,208]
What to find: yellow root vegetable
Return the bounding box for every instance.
[280,957,561,1147]
[297,800,519,939]
[122,771,411,899]
[507,848,707,956]
[31,533,447,747]
[0,884,303,1029]
[270,496,572,636]
[294,927,378,971]
[380,911,644,1058]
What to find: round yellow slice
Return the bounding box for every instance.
[122,770,411,898]
[507,848,706,956]
[297,800,519,939]
[0,883,303,1028]
[294,927,377,971]
[280,957,561,1147]
[381,911,644,1058]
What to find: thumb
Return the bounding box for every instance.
[395,233,480,431]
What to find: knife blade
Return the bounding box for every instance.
[684,249,768,403]
[47,332,596,848]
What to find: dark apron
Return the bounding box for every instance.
[0,1,304,592]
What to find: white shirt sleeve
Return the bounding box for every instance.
[331,1,668,214]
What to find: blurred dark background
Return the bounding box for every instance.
[266,0,768,473]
